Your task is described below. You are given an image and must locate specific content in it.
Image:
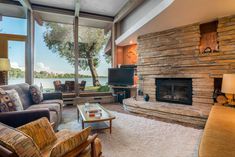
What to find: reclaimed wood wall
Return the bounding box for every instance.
[136,15,235,118]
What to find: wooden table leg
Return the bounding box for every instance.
[110,120,112,134]
[82,121,85,129]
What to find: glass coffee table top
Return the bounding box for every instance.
[77,103,115,133]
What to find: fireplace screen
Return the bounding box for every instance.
[156,78,192,105]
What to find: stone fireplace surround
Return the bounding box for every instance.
[123,15,235,127]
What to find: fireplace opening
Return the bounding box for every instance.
[155,78,192,105]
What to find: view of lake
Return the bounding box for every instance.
[9,77,108,90]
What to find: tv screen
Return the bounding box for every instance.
[108,68,134,86]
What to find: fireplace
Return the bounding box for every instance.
[155,78,192,105]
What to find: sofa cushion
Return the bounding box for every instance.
[27,103,60,115]
[42,99,63,108]
[17,117,57,150]
[0,83,33,109]
[29,85,43,104]
[49,127,91,157]
[6,89,23,111]
[0,122,41,157]
[0,88,16,112]
[199,105,235,157]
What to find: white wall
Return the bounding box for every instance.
[120,0,163,35]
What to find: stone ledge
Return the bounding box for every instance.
[123,98,210,127]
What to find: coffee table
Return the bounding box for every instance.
[77,103,115,134]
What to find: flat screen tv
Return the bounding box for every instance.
[108,68,134,86]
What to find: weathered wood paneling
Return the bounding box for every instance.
[125,15,235,127]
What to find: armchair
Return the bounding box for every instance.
[0,118,102,157]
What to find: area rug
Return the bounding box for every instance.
[59,111,203,157]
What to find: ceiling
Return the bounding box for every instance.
[117,0,235,46]
[30,0,128,17]
[0,0,129,29]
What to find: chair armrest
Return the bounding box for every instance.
[63,134,99,157]
[0,109,50,128]
[43,92,63,100]
[0,145,17,157]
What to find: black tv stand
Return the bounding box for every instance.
[110,85,137,103]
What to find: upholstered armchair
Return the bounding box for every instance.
[0,118,102,157]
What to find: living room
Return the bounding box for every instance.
[1,0,235,157]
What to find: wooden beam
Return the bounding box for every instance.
[114,0,145,23]
[0,34,27,41]
[75,0,80,17]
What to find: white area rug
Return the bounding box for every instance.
[59,112,203,157]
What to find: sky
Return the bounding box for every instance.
[0,16,111,76]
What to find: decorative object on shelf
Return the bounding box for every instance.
[199,21,219,54]
[203,47,212,53]
[144,94,149,102]
[221,74,235,105]
[0,58,10,85]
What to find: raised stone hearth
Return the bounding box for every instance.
[124,15,235,127]
[123,98,208,127]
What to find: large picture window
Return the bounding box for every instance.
[0,16,27,85]
[34,21,111,92]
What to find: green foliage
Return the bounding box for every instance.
[9,68,24,78]
[9,68,102,79]
[97,85,110,92]
[43,23,110,70]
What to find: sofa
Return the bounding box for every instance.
[0,118,102,157]
[199,105,235,157]
[0,83,63,129]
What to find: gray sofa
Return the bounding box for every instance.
[0,83,63,129]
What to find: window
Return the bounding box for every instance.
[34,21,111,92]
[0,16,27,35]
[8,41,26,84]
[0,16,27,85]
[34,22,74,92]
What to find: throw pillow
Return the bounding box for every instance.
[6,89,23,111]
[50,127,91,157]
[17,117,57,150]
[0,88,16,112]
[0,122,41,157]
[29,85,43,104]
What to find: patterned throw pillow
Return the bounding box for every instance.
[17,117,57,150]
[29,85,43,104]
[0,122,41,157]
[0,88,16,112]
[6,89,24,111]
